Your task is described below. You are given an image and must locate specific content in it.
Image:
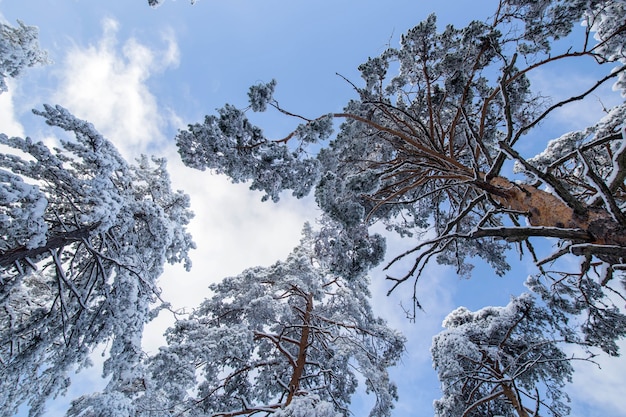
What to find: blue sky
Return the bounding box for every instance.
[1,1,625,416]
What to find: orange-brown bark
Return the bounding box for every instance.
[500,382,531,417]
[285,293,313,406]
[489,176,626,247]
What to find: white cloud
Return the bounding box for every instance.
[0,84,25,137]
[159,28,180,69]
[53,17,178,158]
[528,68,623,131]
[47,17,319,357]
[568,339,626,417]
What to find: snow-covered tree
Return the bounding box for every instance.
[431,293,583,417]
[0,19,49,94]
[176,0,626,351]
[173,1,626,414]
[0,105,195,417]
[118,224,405,417]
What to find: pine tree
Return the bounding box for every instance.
[432,293,580,417]
[0,105,195,417]
[176,0,626,352]
[116,225,405,417]
[174,2,626,413]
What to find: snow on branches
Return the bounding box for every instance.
[0,105,194,417]
[0,19,49,94]
[4,1,626,416]
[173,1,626,414]
[176,0,626,328]
[432,293,577,417]
[128,225,404,417]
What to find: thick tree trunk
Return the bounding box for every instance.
[501,382,531,417]
[489,176,626,247]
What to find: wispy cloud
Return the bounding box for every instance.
[46,17,320,357]
[568,339,626,417]
[528,67,622,131]
[52,17,179,158]
[0,83,26,137]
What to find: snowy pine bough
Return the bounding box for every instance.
[0,19,49,94]
[61,221,402,417]
[69,225,405,417]
[177,1,626,290]
[432,293,579,417]
[0,105,194,417]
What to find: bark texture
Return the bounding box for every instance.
[490,176,626,247]
[286,292,313,406]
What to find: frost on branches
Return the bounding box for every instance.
[432,293,581,417]
[176,0,626,360]
[125,225,404,417]
[172,1,626,414]
[0,19,49,94]
[0,105,195,417]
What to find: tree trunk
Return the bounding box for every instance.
[489,176,626,247]
[285,292,313,406]
[501,382,531,417]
